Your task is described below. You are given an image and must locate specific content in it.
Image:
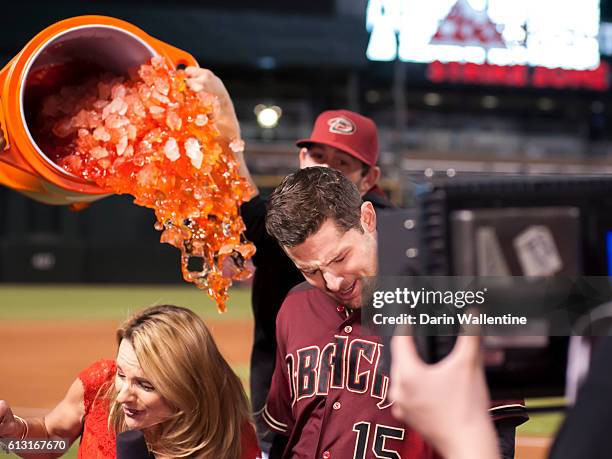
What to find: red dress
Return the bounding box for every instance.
[77,359,261,458]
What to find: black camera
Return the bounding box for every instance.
[377,176,612,399]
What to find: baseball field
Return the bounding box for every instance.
[0,284,561,458]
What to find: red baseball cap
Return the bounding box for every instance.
[296,110,379,167]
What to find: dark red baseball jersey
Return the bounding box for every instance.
[262,282,438,459]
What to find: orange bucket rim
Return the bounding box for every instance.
[17,22,160,185]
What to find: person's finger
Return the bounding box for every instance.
[452,334,483,366]
[388,380,403,410]
[185,71,226,99]
[184,67,210,94]
[184,66,203,77]
[0,401,10,417]
[459,307,482,336]
[188,68,212,83]
[185,81,203,92]
[0,407,11,436]
[391,404,406,422]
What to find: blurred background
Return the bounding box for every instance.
[2,0,612,283]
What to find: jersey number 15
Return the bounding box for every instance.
[353,422,405,459]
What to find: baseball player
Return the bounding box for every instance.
[241,110,396,453]
[262,167,434,458]
[263,167,527,458]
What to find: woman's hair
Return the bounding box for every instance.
[108,305,251,458]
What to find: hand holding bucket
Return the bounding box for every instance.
[0,15,197,205]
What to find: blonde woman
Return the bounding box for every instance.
[0,305,260,458]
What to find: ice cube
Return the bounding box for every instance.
[132,100,147,118]
[138,85,152,101]
[154,77,170,96]
[137,163,159,186]
[151,56,165,69]
[64,154,82,172]
[93,126,111,142]
[102,97,126,120]
[72,110,89,128]
[116,136,129,156]
[117,101,128,116]
[229,138,245,154]
[111,83,127,99]
[149,105,165,115]
[53,119,75,138]
[194,114,208,126]
[166,111,182,131]
[127,125,138,141]
[98,158,111,169]
[90,146,109,159]
[87,113,103,129]
[105,114,130,130]
[152,90,171,105]
[164,138,180,161]
[185,137,203,169]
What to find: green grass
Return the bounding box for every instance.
[517,397,566,437]
[518,412,564,436]
[0,284,253,321]
[64,444,78,459]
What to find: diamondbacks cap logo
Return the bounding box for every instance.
[327,116,356,135]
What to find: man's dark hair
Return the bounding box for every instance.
[265,167,363,248]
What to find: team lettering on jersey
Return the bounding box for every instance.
[286,335,392,409]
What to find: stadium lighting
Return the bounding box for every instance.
[424,92,442,106]
[255,104,282,129]
[481,95,499,109]
[537,98,555,111]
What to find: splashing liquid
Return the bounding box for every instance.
[34,57,254,312]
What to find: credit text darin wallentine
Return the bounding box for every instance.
[372,312,527,326]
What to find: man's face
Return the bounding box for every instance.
[299,144,367,191]
[284,203,377,309]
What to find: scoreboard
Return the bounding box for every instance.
[366,0,609,91]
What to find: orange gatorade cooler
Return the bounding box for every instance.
[0,15,197,205]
